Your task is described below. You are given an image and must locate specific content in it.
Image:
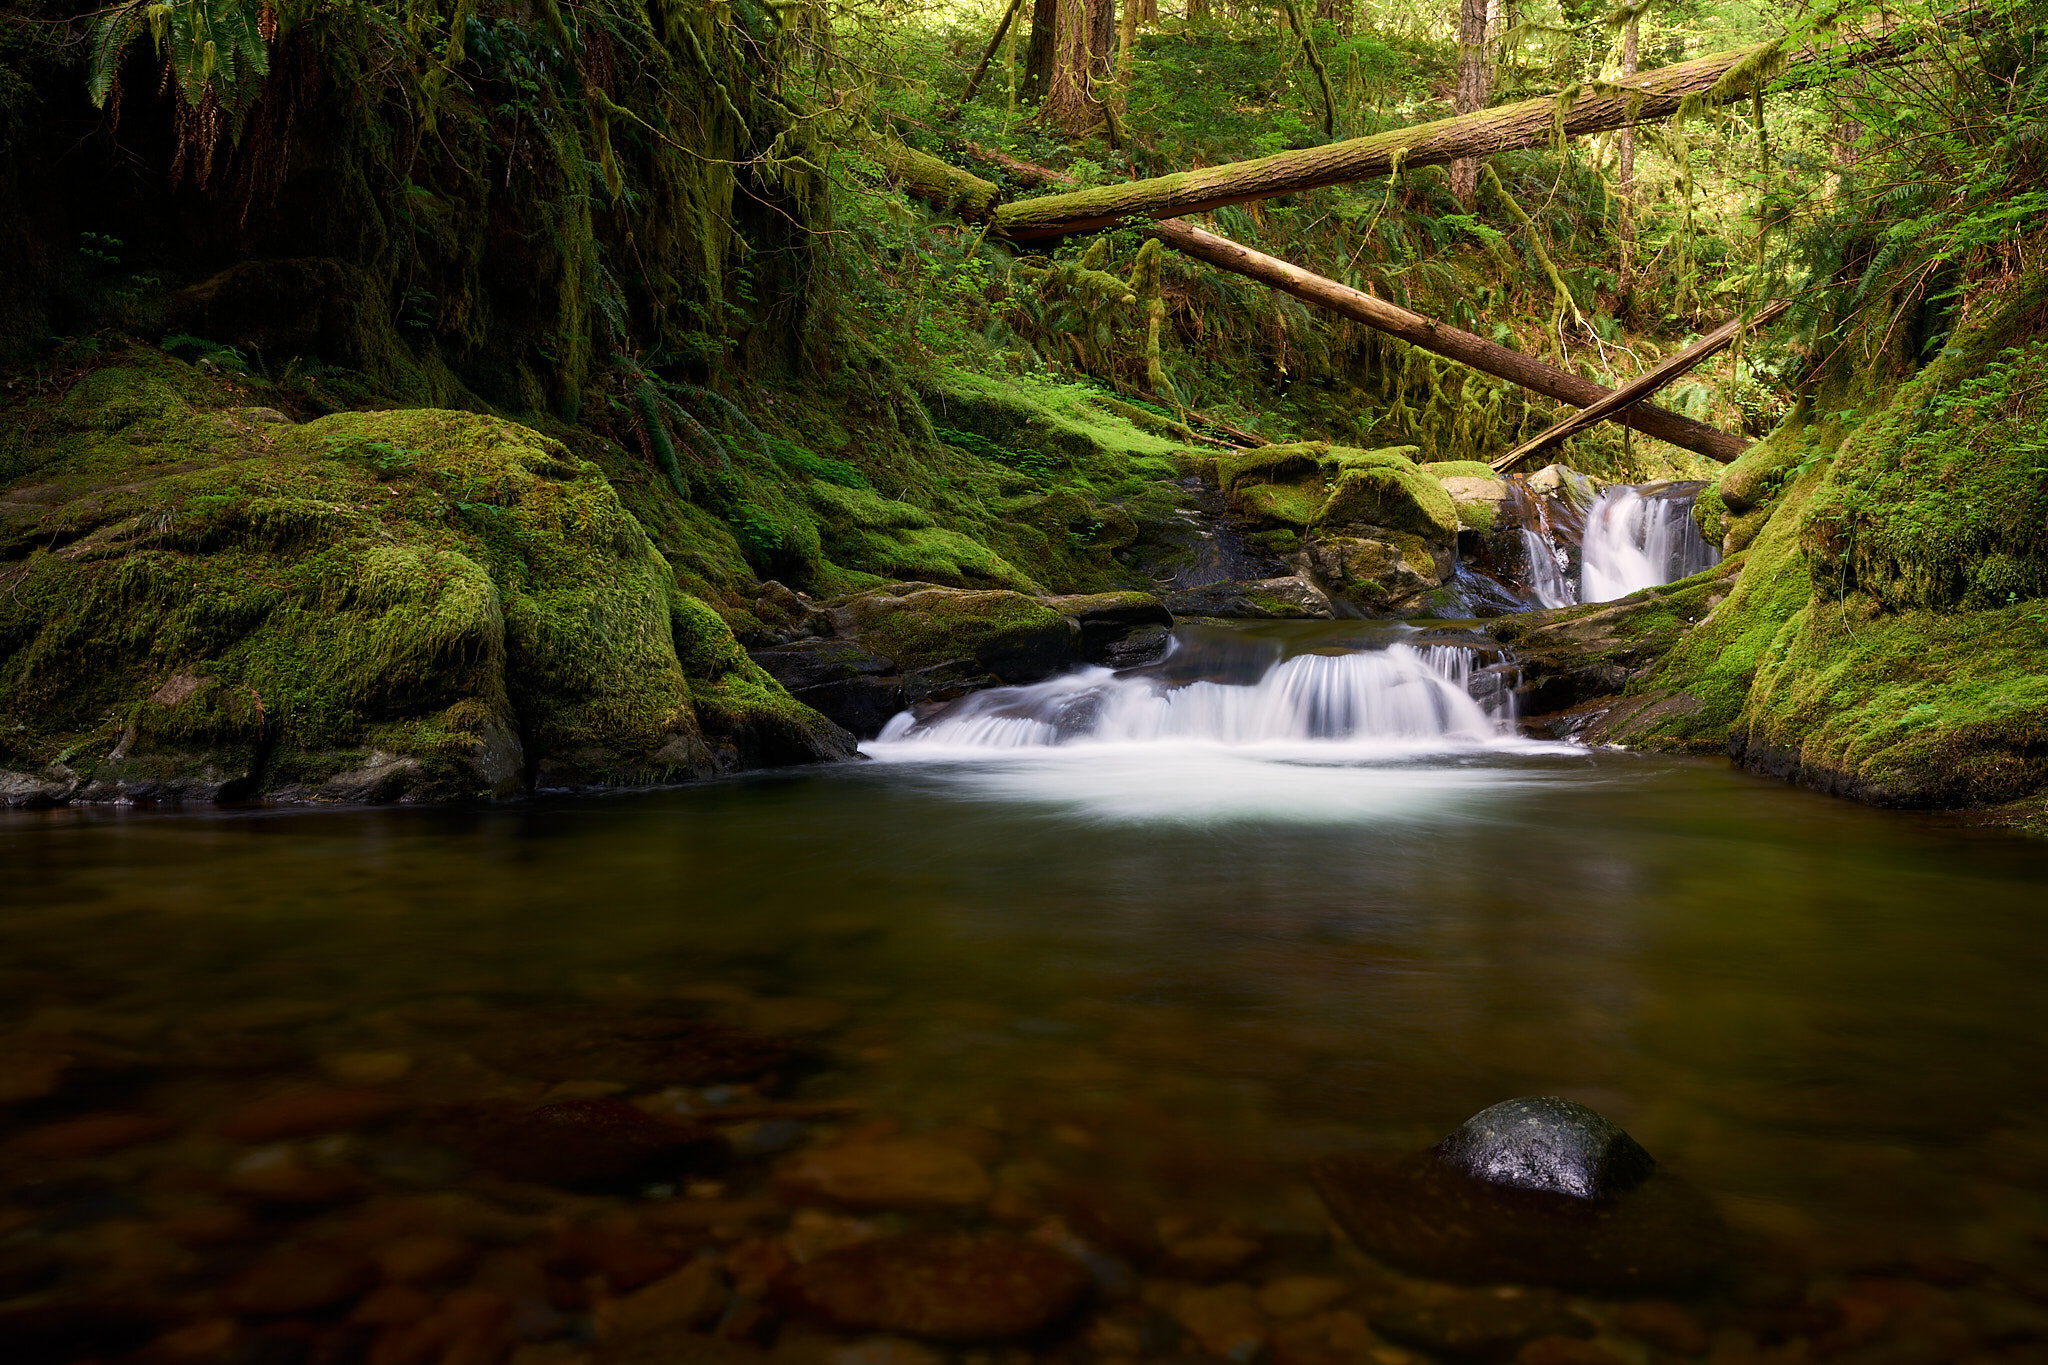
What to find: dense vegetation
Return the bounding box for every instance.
[0,0,2042,811]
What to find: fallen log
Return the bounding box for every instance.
[993,38,1801,238]
[1490,299,1792,472]
[933,143,1748,462]
[1148,220,1751,463]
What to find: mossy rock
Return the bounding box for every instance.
[1314,463,1459,543]
[1438,474,1510,535]
[1715,436,1803,514]
[0,354,851,803]
[836,584,1082,683]
[1216,441,1329,494]
[1422,460,1500,480]
[1237,481,1326,529]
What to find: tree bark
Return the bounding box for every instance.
[1614,9,1639,311]
[1149,218,1751,463]
[1023,0,1058,102]
[960,0,1032,111]
[1449,0,1489,206]
[994,36,1797,237]
[1044,0,1110,135]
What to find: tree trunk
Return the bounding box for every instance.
[994,36,1800,237]
[1449,0,1489,206]
[920,138,1752,462]
[1044,0,1109,135]
[1149,218,1751,463]
[1614,10,1639,311]
[1116,0,1140,117]
[1023,0,1058,103]
[959,0,1032,111]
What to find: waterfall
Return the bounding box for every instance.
[1518,526,1577,609]
[1579,484,1720,603]
[871,643,1516,751]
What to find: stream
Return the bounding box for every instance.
[5,610,2048,1362]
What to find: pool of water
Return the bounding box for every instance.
[5,665,2048,1360]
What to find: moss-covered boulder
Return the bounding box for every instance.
[1299,532,1451,616]
[1314,459,1460,543]
[834,584,1081,683]
[1437,474,1511,535]
[1216,441,1329,494]
[0,355,852,804]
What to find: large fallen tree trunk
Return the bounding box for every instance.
[918,141,1750,463]
[1490,299,1791,472]
[993,38,1798,238]
[1148,220,1751,463]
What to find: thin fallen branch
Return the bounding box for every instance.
[1489,299,1791,471]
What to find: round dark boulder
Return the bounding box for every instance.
[1310,1097,1726,1292]
[1433,1096,1656,1201]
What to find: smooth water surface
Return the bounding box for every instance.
[6,736,2048,1276]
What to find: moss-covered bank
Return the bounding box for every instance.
[1501,272,2048,812]
[0,353,855,804]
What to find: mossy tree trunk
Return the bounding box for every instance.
[994,37,1800,237]
[1615,8,1641,312]
[1449,0,1490,206]
[1044,0,1109,135]
[1149,218,1751,462]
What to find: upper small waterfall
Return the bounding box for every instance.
[872,642,1516,751]
[1579,484,1720,603]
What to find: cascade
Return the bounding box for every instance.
[872,640,1516,751]
[1579,483,1720,603]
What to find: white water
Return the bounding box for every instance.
[1519,527,1578,608]
[1579,486,1721,603]
[872,644,1516,752]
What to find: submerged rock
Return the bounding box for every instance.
[1311,1096,1726,1291]
[1433,1097,1656,1200]
[777,1231,1090,1342]
[438,1097,726,1190]
[1165,575,1333,619]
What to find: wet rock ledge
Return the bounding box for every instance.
[745,583,1173,739]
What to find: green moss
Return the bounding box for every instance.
[1238,481,1326,528]
[1314,461,1459,541]
[1217,441,1329,494]
[839,586,1072,672]
[1421,460,1499,480]
[0,354,843,800]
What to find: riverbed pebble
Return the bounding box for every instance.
[10,1110,173,1158]
[778,1231,1091,1341]
[776,1136,993,1210]
[592,1257,726,1340]
[439,1097,726,1189]
[220,1086,405,1142]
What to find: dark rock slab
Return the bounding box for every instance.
[1311,1097,1727,1292]
[777,1231,1090,1342]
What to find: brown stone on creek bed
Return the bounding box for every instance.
[777,1231,1091,1342]
[1369,1284,1590,1361]
[9,1110,174,1158]
[474,1012,797,1086]
[775,1136,992,1210]
[220,1245,376,1315]
[438,1097,726,1189]
[219,1087,405,1142]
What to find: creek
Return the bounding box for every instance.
[4,616,2048,1360]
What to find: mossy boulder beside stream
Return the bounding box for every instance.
[0,355,854,804]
